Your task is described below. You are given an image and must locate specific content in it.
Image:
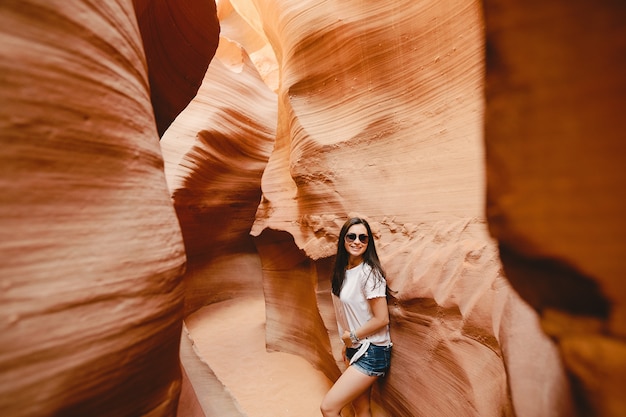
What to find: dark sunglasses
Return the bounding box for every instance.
[345,233,369,244]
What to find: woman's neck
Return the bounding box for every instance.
[347,257,363,269]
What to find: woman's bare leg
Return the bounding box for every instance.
[320,366,378,417]
[352,387,373,417]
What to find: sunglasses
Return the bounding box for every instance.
[345,233,369,244]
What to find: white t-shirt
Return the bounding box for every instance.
[333,262,391,346]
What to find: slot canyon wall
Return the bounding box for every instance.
[1,1,624,417]
[0,0,218,416]
[167,0,625,416]
[164,0,582,416]
[483,1,626,416]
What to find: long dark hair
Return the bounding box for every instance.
[331,217,386,296]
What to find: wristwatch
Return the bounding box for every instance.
[350,330,360,344]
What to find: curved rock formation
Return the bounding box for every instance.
[4,0,622,416]
[0,1,216,415]
[244,0,572,415]
[484,1,626,416]
[133,0,220,136]
[170,1,576,416]
[159,25,278,413]
[161,36,277,316]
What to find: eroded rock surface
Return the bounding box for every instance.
[161,37,277,316]
[133,0,220,136]
[0,1,216,416]
[160,19,278,414]
[3,0,623,416]
[170,1,577,416]
[484,1,626,416]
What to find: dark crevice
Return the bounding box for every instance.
[498,243,610,319]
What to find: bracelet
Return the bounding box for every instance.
[350,330,360,344]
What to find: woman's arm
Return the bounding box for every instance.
[341,296,389,346]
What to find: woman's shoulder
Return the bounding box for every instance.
[363,261,384,274]
[360,262,385,282]
[359,262,373,274]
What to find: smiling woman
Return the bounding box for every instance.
[321,217,392,417]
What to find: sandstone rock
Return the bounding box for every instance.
[0,1,211,415]
[484,1,626,415]
[3,0,622,416]
[133,0,220,136]
[172,1,577,416]
[161,36,277,316]
[160,21,277,414]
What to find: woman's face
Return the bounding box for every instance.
[344,223,369,261]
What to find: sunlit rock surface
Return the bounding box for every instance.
[247,0,571,416]
[0,1,215,415]
[3,0,622,416]
[483,1,626,416]
[161,37,277,316]
[170,1,577,416]
[159,16,278,413]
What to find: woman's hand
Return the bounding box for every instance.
[341,330,353,347]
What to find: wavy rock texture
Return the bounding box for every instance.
[0,1,215,415]
[159,25,278,414]
[168,1,577,416]
[7,0,619,416]
[160,37,277,315]
[244,1,572,416]
[133,0,220,136]
[483,1,626,416]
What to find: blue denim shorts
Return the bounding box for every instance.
[346,344,392,377]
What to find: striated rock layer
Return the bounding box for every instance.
[243,0,572,416]
[483,1,626,416]
[168,1,577,416]
[133,0,220,136]
[0,1,218,416]
[7,0,619,416]
[161,36,277,317]
[160,18,278,414]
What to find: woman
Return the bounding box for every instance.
[320,217,392,417]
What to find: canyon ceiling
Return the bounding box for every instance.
[1,1,624,417]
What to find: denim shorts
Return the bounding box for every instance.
[346,344,392,377]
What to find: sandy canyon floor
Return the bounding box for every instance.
[186,298,333,417]
[186,297,392,417]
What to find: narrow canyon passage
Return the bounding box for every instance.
[185,297,333,417]
[2,1,624,416]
